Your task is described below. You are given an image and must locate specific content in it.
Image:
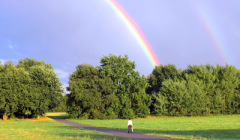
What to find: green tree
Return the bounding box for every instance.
[147,64,180,94]
[67,54,151,119]
[147,64,181,113]
[67,64,106,119]
[182,65,216,114]
[17,58,63,118]
[0,62,31,120]
[0,58,63,120]
[99,54,151,118]
[50,95,67,112]
[151,64,240,116]
[153,75,207,116]
[214,65,240,114]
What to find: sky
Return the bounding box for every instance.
[1,0,240,93]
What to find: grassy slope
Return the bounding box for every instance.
[0,118,131,140]
[68,115,240,140]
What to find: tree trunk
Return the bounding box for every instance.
[3,113,8,121]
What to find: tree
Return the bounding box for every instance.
[150,64,240,116]
[0,58,63,120]
[17,58,63,118]
[0,62,31,120]
[152,71,208,116]
[182,65,216,114]
[213,65,240,114]
[147,64,181,113]
[99,54,151,118]
[50,95,67,112]
[67,64,106,119]
[67,54,151,119]
[147,64,180,94]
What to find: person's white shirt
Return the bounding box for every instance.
[127,120,133,126]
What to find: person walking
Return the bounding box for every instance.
[127,118,133,133]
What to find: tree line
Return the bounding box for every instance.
[1,55,240,120]
[148,64,240,116]
[67,54,240,119]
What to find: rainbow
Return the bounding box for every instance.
[193,3,229,65]
[105,0,160,67]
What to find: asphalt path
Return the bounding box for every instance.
[50,117,178,140]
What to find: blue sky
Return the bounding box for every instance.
[1,0,240,92]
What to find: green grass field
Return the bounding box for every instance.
[1,113,240,140]
[0,117,130,140]
[68,115,240,140]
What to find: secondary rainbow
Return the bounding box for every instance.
[105,0,160,67]
[193,3,229,65]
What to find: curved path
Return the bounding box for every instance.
[50,118,177,140]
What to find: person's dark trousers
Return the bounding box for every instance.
[128,125,133,133]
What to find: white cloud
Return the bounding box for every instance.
[62,83,70,95]
[0,59,7,64]
[7,42,23,57]
[55,69,69,79]
[8,44,14,50]
[0,58,18,64]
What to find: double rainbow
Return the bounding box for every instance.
[194,4,228,65]
[106,0,160,67]
[190,1,237,66]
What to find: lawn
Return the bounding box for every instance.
[68,115,240,140]
[0,116,131,140]
[1,113,240,140]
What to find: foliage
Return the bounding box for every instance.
[0,58,63,120]
[149,64,240,116]
[147,64,181,94]
[67,64,106,119]
[1,56,240,120]
[147,64,181,112]
[49,95,67,112]
[67,54,151,119]
[0,62,30,120]
[99,54,151,118]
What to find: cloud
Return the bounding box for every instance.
[8,44,14,50]
[62,82,70,95]
[54,69,70,95]
[0,59,7,64]
[55,69,69,79]
[7,42,23,57]
[0,58,18,64]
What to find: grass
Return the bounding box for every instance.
[2,112,240,140]
[68,114,240,140]
[0,114,131,140]
[45,112,70,119]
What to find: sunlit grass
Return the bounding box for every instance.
[45,112,68,116]
[68,114,240,140]
[3,112,238,139]
[45,112,69,119]
[0,116,131,140]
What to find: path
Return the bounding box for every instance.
[50,117,177,140]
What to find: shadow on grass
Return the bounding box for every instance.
[51,125,132,140]
[136,129,240,139]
